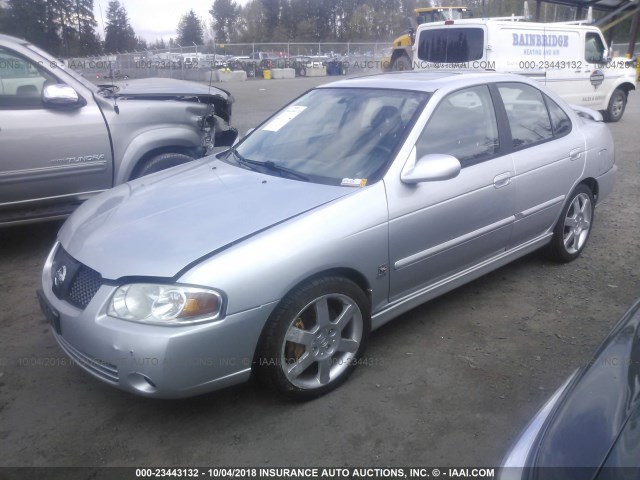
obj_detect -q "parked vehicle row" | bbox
[234,54,350,78]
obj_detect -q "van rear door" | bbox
[415,24,487,67]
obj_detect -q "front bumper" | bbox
[40,245,278,399]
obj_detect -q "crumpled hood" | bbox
[108,77,231,98]
[58,159,351,280]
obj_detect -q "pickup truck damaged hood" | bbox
[105,77,232,98]
[58,159,351,280]
[101,78,234,122]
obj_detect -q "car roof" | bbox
[318,71,539,93]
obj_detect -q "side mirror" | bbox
[401,153,461,184]
[42,84,82,108]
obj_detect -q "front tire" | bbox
[132,153,194,179]
[257,276,370,400]
[546,184,594,263]
[604,88,626,122]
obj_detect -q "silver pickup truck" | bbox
[0,34,237,226]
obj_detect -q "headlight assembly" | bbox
[107,284,223,325]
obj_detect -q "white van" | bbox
[413,18,636,121]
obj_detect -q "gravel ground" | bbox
[0,75,638,472]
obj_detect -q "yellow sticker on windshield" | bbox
[263,105,307,132]
[341,178,367,187]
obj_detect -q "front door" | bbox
[0,47,112,208]
[386,84,516,301]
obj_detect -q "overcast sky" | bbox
[93,0,249,42]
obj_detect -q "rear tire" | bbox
[546,184,594,263]
[132,153,194,179]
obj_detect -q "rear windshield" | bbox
[417,27,484,63]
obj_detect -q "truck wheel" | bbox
[604,89,626,122]
[132,153,194,179]
[391,55,412,71]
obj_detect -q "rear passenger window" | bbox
[544,95,572,137]
[417,85,499,166]
[498,83,553,149]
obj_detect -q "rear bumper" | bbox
[595,164,617,207]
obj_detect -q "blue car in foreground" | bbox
[501,299,640,479]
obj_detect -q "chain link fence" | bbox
[66,42,392,82]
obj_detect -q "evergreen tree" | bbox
[210,0,240,43]
[261,0,280,41]
[73,0,102,55]
[104,0,137,53]
[177,9,205,45]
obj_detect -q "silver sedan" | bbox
[38,72,617,399]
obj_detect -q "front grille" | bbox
[57,335,119,383]
[68,265,102,309]
[52,246,103,310]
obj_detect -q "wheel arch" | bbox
[604,81,635,107]
[580,177,599,203]
[128,146,200,180]
[114,127,204,183]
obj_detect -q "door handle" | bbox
[570,148,583,161]
[493,172,511,188]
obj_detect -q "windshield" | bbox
[25,44,99,93]
[231,88,429,186]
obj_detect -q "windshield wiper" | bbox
[261,161,310,182]
[230,150,309,181]
[230,149,260,172]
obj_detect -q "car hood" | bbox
[529,300,640,475]
[58,159,352,280]
[108,77,231,98]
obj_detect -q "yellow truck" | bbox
[388,6,471,70]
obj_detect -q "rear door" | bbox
[0,47,112,209]
[415,24,487,68]
[495,82,585,247]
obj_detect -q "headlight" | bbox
[107,284,223,325]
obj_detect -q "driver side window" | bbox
[416,85,499,167]
[0,48,56,109]
[585,32,606,64]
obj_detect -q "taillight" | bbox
[445,20,454,25]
